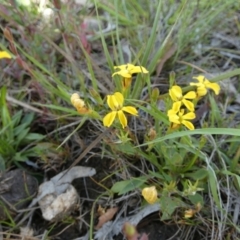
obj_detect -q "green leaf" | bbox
[148,171,173,182]
[188,193,204,205]
[15,128,30,145]
[141,151,162,169]
[11,110,23,127]
[208,169,221,209]
[24,133,45,141]
[139,128,240,147]
[185,169,209,180]
[0,87,11,132]
[135,103,169,125]
[0,139,15,157]
[33,103,78,114]
[114,142,137,155]
[148,171,165,180]
[14,124,29,137]
[160,196,185,221]
[111,176,148,195]
[21,112,34,126]
[221,170,240,192]
[13,152,29,162]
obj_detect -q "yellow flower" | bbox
[71,93,89,114]
[184,203,202,219]
[184,209,195,219]
[0,51,11,59]
[142,186,158,204]
[169,85,196,112]
[168,108,196,130]
[112,63,148,78]
[190,75,220,97]
[103,92,138,128]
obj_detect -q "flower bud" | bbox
[142,186,158,204]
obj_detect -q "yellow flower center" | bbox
[178,110,184,122]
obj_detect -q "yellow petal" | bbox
[172,102,181,112]
[182,99,195,112]
[107,95,115,111]
[182,112,196,120]
[117,110,127,128]
[169,117,181,124]
[112,70,132,78]
[113,63,148,77]
[184,209,195,218]
[0,51,11,59]
[73,98,85,109]
[168,111,180,124]
[182,120,195,130]
[169,88,175,101]
[142,186,158,204]
[183,91,196,99]
[197,86,207,97]
[167,109,175,116]
[107,92,123,110]
[114,92,124,106]
[169,85,182,101]
[103,111,117,127]
[129,66,148,74]
[71,93,80,105]
[122,106,138,116]
[205,82,220,95]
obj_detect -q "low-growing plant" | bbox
[68,63,240,240]
[69,62,228,221]
[0,86,45,170]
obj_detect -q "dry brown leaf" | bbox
[95,207,118,229]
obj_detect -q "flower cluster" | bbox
[71,63,148,128]
[167,75,220,130]
[69,64,222,208]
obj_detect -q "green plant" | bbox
[0,87,44,170]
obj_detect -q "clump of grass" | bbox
[0,86,45,170]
